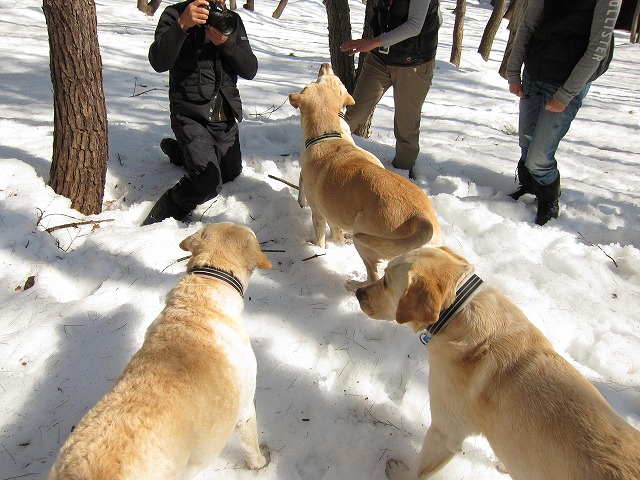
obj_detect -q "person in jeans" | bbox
[506,0,620,225]
[142,0,257,225]
[340,0,441,179]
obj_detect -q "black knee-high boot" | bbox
[533,174,561,226]
[509,160,535,200]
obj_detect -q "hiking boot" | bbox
[160,137,184,168]
[535,200,559,225]
[533,174,561,226]
[392,158,415,176]
[141,191,189,226]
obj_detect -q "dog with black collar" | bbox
[49,222,272,480]
[289,63,442,290]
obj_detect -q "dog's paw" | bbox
[329,226,347,244]
[386,459,410,480]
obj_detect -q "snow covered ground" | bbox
[1,0,639,478]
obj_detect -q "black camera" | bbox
[204,0,237,36]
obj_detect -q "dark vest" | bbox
[524,0,612,84]
[371,0,440,66]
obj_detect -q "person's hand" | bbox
[341,38,382,56]
[545,97,566,112]
[509,82,523,97]
[178,0,209,31]
[205,25,228,45]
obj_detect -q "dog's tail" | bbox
[354,216,441,258]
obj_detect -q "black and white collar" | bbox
[188,266,244,298]
[304,132,342,149]
[418,274,483,345]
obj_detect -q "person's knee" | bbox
[171,163,222,210]
[220,136,242,183]
[196,163,223,200]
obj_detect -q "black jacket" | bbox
[149,1,257,124]
[371,0,440,66]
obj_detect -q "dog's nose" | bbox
[355,287,365,301]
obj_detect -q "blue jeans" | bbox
[519,70,590,186]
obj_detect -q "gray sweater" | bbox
[379,0,431,48]
[506,0,621,106]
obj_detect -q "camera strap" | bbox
[195,30,222,102]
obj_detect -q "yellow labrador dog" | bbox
[290,63,442,289]
[355,246,640,480]
[49,222,272,480]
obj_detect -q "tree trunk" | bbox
[136,0,162,15]
[498,0,531,78]
[631,0,640,43]
[477,0,507,61]
[43,0,108,215]
[229,0,237,10]
[243,0,254,11]
[450,0,466,67]
[272,0,288,18]
[353,0,376,138]
[325,0,356,94]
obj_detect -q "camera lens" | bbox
[205,1,237,36]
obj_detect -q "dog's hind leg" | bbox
[329,223,347,244]
[236,407,269,470]
[297,173,307,208]
[354,239,381,282]
[345,241,381,291]
[311,209,328,248]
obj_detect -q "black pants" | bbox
[166,114,242,215]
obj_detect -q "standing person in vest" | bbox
[340,0,441,179]
[506,0,620,225]
[142,0,258,226]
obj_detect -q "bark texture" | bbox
[43,0,108,215]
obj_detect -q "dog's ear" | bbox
[396,275,440,325]
[289,93,301,109]
[344,92,355,107]
[439,245,470,265]
[396,248,474,326]
[253,242,272,270]
[179,230,203,253]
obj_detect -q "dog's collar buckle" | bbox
[304,132,342,149]
[419,331,433,345]
[418,274,483,345]
[188,266,244,298]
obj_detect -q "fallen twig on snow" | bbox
[577,232,618,268]
[268,174,299,190]
[302,253,325,261]
[45,219,114,234]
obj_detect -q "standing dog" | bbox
[290,63,442,289]
[49,222,272,480]
[355,246,640,480]
[296,64,383,227]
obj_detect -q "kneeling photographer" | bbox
[143,0,258,225]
